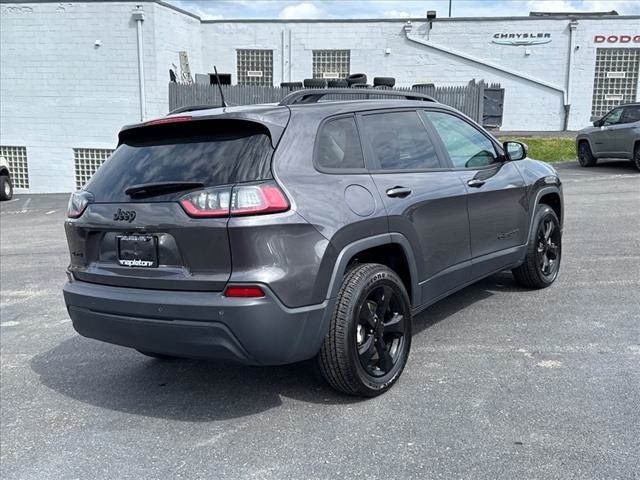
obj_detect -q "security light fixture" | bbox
[427,10,436,32]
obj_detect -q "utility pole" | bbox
[448,0,452,17]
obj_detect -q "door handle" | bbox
[386,186,412,198]
[467,179,485,188]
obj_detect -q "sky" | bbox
[166,0,640,20]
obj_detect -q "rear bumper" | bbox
[63,280,333,365]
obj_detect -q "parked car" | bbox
[0,156,13,201]
[63,89,563,396]
[576,103,640,171]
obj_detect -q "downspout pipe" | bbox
[132,6,146,122]
[564,19,579,131]
[403,22,568,128]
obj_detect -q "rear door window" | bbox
[315,116,365,170]
[86,120,274,202]
[621,105,640,123]
[360,111,441,171]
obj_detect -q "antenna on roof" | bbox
[213,66,227,108]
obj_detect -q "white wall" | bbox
[0,1,202,192]
[201,17,639,131]
[201,18,573,131]
[1,1,639,192]
[567,18,640,130]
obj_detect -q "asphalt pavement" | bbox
[1,159,639,479]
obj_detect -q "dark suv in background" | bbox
[63,89,563,396]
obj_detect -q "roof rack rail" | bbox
[278,88,437,106]
[168,104,222,115]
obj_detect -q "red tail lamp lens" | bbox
[146,116,192,126]
[231,184,289,216]
[179,183,289,218]
[223,286,265,298]
[67,190,94,218]
[179,187,231,218]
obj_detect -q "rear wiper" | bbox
[125,181,204,197]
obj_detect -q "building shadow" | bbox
[31,272,524,422]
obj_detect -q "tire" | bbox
[346,73,367,86]
[137,350,178,360]
[634,144,640,172]
[577,141,597,167]
[373,76,395,88]
[318,263,412,397]
[280,81,303,89]
[303,78,327,88]
[0,175,13,201]
[327,79,348,88]
[512,204,562,289]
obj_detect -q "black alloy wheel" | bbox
[318,263,412,396]
[578,141,597,167]
[512,204,562,288]
[355,285,407,377]
[536,217,561,279]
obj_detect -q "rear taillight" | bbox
[180,182,289,218]
[231,184,289,216]
[223,285,265,298]
[180,186,232,218]
[67,190,94,218]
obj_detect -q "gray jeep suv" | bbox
[576,103,640,170]
[63,89,563,396]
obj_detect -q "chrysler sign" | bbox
[492,32,551,46]
[594,35,640,43]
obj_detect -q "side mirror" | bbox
[593,118,604,127]
[503,141,528,161]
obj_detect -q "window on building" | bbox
[237,49,273,86]
[315,116,364,169]
[591,48,640,118]
[74,148,114,190]
[0,146,29,189]
[361,111,441,171]
[312,50,350,79]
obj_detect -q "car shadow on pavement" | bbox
[30,272,525,422]
[556,159,638,174]
[411,270,525,336]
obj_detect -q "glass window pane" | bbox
[361,111,440,170]
[603,108,623,125]
[86,121,273,202]
[425,111,498,169]
[315,117,364,169]
[622,105,640,123]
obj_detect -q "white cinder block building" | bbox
[1,0,639,193]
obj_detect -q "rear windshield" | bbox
[85,120,274,202]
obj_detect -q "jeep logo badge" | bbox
[113,208,136,222]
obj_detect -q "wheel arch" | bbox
[576,136,595,155]
[325,233,420,308]
[539,191,562,225]
[527,186,563,240]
